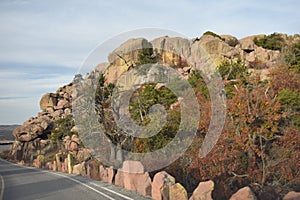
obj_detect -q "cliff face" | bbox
[7,32,300,199]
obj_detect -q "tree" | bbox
[136,48,157,66]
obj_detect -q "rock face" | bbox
[229,186,257,200]
[152,36,191,68]
[104,33,286,85]
[115,161,152,196]
[189,180,214,200]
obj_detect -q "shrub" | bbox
[188,71,209,98]
[218,59,248,81]
[49,115,77,142]
[278,89,300,130]
[136,48,157,66]
[129,85,177,123]
[253,33,284,51]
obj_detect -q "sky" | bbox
[0,0,299,124]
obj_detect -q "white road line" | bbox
[49,171,116,200]
[0,174,4,200]
[1,159,135,200]
[90,182,134,200]
[0,159,115,200]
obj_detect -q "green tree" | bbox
[136,48,157,66]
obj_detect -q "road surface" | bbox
[0,158,151,200]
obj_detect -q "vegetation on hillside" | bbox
[91,45,300,198]
[165,62,300,199]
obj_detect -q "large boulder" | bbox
[221,35,239,47]
[238,36,257,52]
[114,160,152,196]
[169,183,188,200]
[99,165,114,184]
[76,148,91,162]
[122,160,144,173]
[105,38,153,84]
[86,159,101,180]
[108,38,153,64]
[229,186,257,200]
[40,93,58,110]
[283,191,300,200]
[189,180,214,200]
[65,134,81,153]
[56,99,70,109]
[13,117,53,142]
[151,36,191,68]
[72,162,85,175]
[151,171,187,200]
[152,171,176,200]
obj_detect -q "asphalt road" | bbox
[0,158,151,200]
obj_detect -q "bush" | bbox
[253,33,284,51]
[49,115,77,142]
[129,85,177,123]
[218,59,248,81]
[278,89,300,130]
[136,48,157,66]
[188,71,209,98]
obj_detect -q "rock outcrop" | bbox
[12,116,53,142]
[10,82,73,163]
[7,32,298,200]
[104,33,286,85]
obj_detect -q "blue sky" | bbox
[0,0,299,124]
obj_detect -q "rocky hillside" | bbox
[5,32,300,200]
